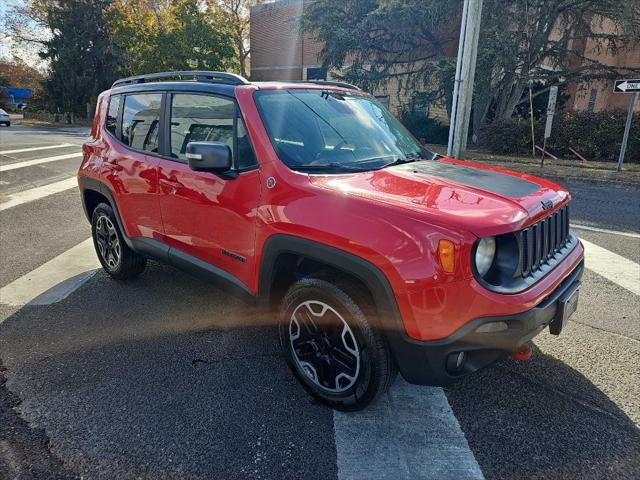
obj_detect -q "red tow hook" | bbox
[511,345,533,361]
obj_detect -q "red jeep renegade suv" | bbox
[78,71,584,410]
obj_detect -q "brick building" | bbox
[250,0,640,120]
[250,0,324,83]
[566,18,640,113]
[249,0,452,121]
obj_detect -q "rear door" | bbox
[156,92,261,290]
[102,92,164,239]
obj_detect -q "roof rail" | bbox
[111,71,250,88]
[288,80,361,91]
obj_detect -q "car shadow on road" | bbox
[0,262,337,480]
[1,260,638,480]
[445,347,640,480]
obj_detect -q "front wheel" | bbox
[279,277,396,411]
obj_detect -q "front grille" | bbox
[520,205,570,277]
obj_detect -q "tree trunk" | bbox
[239,41,247,78]
[501,81,525,120]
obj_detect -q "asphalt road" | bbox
[1,125,638,480]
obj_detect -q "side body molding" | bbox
[78,177,253,300]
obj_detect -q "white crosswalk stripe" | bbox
[0,177,78,211]
[0,143,75,155]
[581,239,640,296]
[573,224,640,239]
[0,152,83,172]
[0,238,99,310]
[334,380,484,480]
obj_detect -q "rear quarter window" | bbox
[106,95,121,135]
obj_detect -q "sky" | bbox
[0,0,49,71]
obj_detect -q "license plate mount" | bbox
[550,285,580,335]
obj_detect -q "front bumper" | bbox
[390,259,584,386]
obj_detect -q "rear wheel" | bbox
[91,203,146,279]
[279,277,396,411]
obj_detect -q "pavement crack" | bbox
[0,358,79,479]
[573,320,640,344]
[191,351,281,367]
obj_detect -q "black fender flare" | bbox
[257,234,430,381]
[78,177,135,250]
[258,233,403,329]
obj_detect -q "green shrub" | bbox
[400,112,450,145]
[477,118,541,155]
[478,111,639,163]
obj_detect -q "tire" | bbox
[91,202,146,280]
[279,276,396,411]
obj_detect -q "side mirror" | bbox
[186,142,232,172]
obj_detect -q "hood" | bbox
[308,157,569,238]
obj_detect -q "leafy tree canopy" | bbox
[3,0,126,114]
[107,0,237,76]
[0,58,45,89]
[303,0,640,133]
[213,0,264,79]
[2,0,238,114]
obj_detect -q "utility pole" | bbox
[447,0,484,159]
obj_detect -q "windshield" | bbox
[0,109,7,114]
[254,89,431,172]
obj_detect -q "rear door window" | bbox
[170,93,234,162]
[121,93,162,153]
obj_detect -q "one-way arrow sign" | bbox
[614,79,640,93]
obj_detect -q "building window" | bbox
[587,88,597,112]
[375,95,390,109]
[411,93,430,118]
[305,67,326,80]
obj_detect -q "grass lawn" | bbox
[427,144,640,186]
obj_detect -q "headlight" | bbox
[475,237,496,277]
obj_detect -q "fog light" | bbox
[476,321,509,334]
[446,351,466,373]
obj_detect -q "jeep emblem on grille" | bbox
[541,200,553,210]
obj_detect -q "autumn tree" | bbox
[0,57,46,108]
[212,0,263,79]
[107,0,237,75]
[3,0,125,114]
[303,0,640,135]
[0,58,45,90]
[3,0,238,113]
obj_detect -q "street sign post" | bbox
[541,86,559,168]
[614,79,639,172]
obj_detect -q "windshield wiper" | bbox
[294,162,371,172]
[379,150,436,169]
[379,156,419,169]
